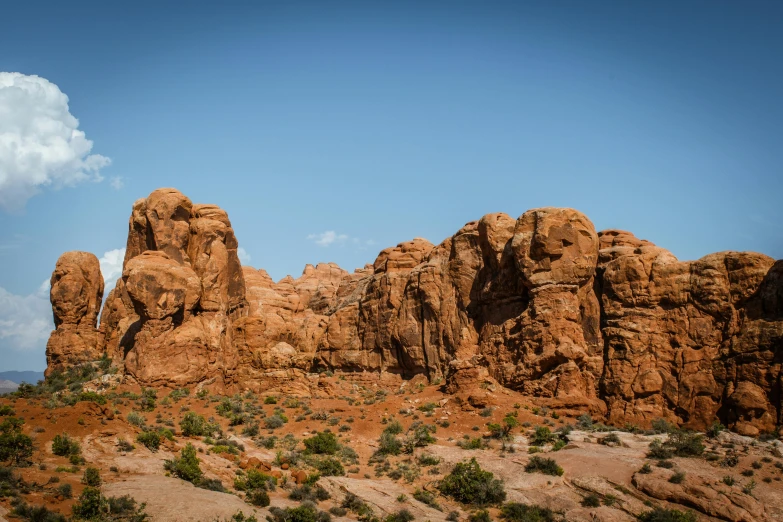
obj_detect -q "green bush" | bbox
[246,488,270,507]
[12,502,67,522]
[647,431,704,459]
[180,412,218,437]
[304,432,339,455]
[438,457,506,506]
[234,469,277,491]
[51,433,80,458]
[378,432,403,456]
[412,489,441,510]
[468,510,491,522]
[264,414,287,430]
[457,437,484,450]
[500,502,558,521]
[82,467,101,487]
[164,443,202,483]
[0,406,15,416]
[385,509,415,522]
[72,486,103,519]
[72,487,149,521]
[581,494,600,507]
[669,471,685,484]
[136,431,161,451]
[524,456,563,476]
[313,456,345,476]
[637,508,697,522]
[267,502,330,522]
[530,426,556,446]
[0,417,33,466]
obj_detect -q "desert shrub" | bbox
[648,431,704,459]
[457,437,484,450]
[468,510,491,522]
[385,509,415,522]
[0,406,15,416]
[72,486,103,519]
[524,456,563,476]
[417,454,441,466]
[500,502,558,521]
[58,483,73,498]
[639,463,652,474]
[264,414,287,430]
[269,504,331,522]
[530,426,556,446]
[127,412,146,428]
[257,435,277,449]
[581,494,600,507]
[403,423,437,453]
[304,432,339,455]
[342,492,375,518]
[164,443,202,484]
[136,431,161,451]
[290,484,330,503]
[651,419,675,434]
[0,417,33,466]
[706,421,725,438]
[82,467,101,487]
[246,488,270,507]
[439,457,506,506]
[577,414,593,430]
[637,508,697,522]
[377,432,403,457]
[51,433,80,458]
[12,502,67,522]
[600,433,621,446]
[666,431,704,457]
[72,488,149,521]
[180,412,218,437]
[413,489,441,510]
[234,469,277,492]
[117,438,135,452]
[646,439,673,459]
[313,456,345,476]
[669,471,685,484]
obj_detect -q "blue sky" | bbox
[0,1,781,371]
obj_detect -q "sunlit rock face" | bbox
[46,188,783,432]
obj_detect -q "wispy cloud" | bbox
[237,247,251,264]
[109,176,124,190]
[307,231,349,247]
[307,231,377,250]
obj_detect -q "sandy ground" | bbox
[1,375,781,521]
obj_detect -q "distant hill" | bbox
[0,371,44,385]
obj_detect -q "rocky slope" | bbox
[45,188,783,434]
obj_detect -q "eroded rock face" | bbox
[599,232,782,434]
[46,252,104,376]
[45,188,783,431]
[100,188,247,389]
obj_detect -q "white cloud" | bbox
[0,283,52,351]
[99,247,125,296]
[237,247,251,265]
[109,176,124,190]
[307,231,349,247]
[0,72,111,212]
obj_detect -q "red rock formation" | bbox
[45,251,104,376]
[46,188,782,433]
[100,188,247,389]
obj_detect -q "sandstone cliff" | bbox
[46,188,782,434]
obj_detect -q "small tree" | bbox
[0,417,33,466]
[82,467,101,487]
[164,443,202,484]
[303,432,339,455]
[439,458,506,505]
